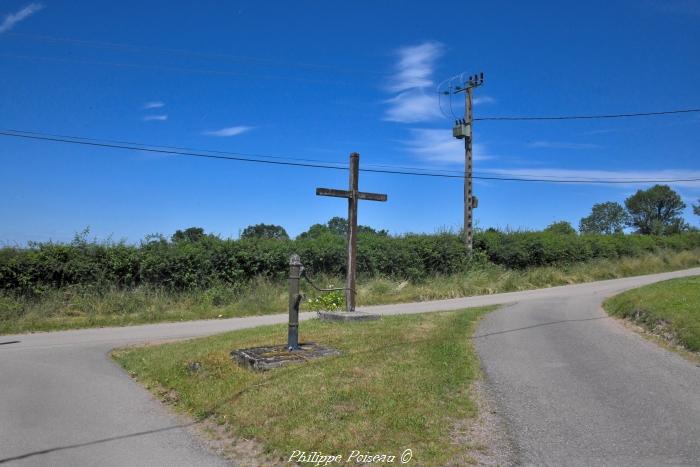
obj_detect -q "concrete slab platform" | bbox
[231,342,340,371]
[317,311,381,322]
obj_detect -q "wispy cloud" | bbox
[481,167,700,188]
[142,114,168,121]
[202,125,254,137]
[527,141,601,150]
[384,92,442,123]
[384,41,443,123]
[387,41,443,93]
[579,128,624,136]
[473,95,496,106]
[142,101,165,110]
[404,128,493,164]
[0,3,44,34]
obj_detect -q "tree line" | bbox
[171,216,388,244]
[579,185,697,235]
[230,185,699,242]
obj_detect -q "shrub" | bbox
[306,290,345,311]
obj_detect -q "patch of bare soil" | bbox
[190,417,288,466]
[449,379,517,466]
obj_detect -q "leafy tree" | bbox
[240,223,289,240]
[171,227,206,243]
[297,217,388,239]
[327,216,349,236]
[143,233,167,245]
[624,185,686,235]
[694,199,700,219]
[544,221,576,235]
[296,223,331,240]
[579,202,628,235]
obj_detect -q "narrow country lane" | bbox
[475,290,700,465]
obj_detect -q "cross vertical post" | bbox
[316,152,387,312]
[346,153,359,311]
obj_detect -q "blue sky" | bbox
[1,0,699,244]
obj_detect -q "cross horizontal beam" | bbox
[316,188,387,202]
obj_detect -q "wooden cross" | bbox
[316,152,387,311]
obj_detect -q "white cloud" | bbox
[142,101,165,110]
[384,41,444,123]
[387,41,443,93]
[202,125,254,137]
[0,3,44,34]
[527,141,601,150]
[404,128,493,164]
[142,114,168,121]
[384,91,442,123]
[473,95,496,106]
[480,167,700,189]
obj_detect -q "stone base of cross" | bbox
[316,152,387,311]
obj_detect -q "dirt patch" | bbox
[191,417,287,466]
[449,379,517,466]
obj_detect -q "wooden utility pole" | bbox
[452,73,484,251]
[316,152,387,311]
[464,86,474,251]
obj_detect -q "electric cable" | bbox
[2,129,699,185]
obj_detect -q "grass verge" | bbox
[112,308,492,465]
[604,275,700,353]
[3,249,700,334]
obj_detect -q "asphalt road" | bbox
[1,268,699,466]
[475,280,700,466]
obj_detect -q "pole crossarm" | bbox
[316,188,387,202]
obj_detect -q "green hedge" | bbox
[2,231,700,297]
[474,231,700,268]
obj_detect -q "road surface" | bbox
[1,268,699,466]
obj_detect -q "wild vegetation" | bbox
[3,225,700,297]
[1,228,700,333]
[112,308,492,465]
[2,184,699,333]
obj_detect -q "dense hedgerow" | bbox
[2,230,700,297]
[472,230,700,269]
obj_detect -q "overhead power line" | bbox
[0,128,654,180]
[475,108,700,121]
[1,129,699,185]
[0,53,353,86]
[0,129,465,176]
[6,32,390,76]
[6,32,700,122]
[4,129,438,173]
